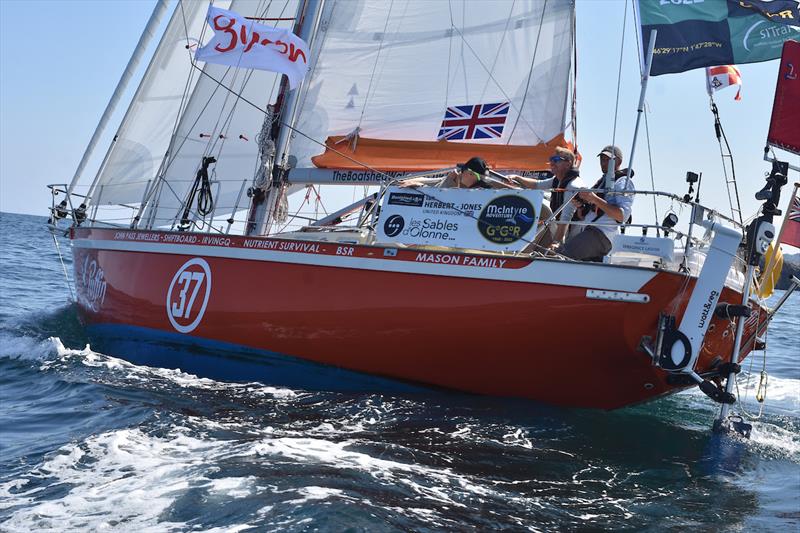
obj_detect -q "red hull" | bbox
[70,228,766,409]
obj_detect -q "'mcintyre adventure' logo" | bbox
[477,195,535,244]
[167,258,212,334]
[384,214,405,237]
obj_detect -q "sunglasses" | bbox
[462,168,482,180]
[549,156,567,163]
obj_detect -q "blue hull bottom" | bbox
[86,324,434,395]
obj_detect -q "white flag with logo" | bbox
[195,6,310,89]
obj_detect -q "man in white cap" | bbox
[559,145,635,261]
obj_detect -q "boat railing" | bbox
[49,176,749,274]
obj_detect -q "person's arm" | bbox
[553,194,579,243]
[397,174,451,188]
[576,191,625,222]
[508,175,554,190]
[486,177,518,189]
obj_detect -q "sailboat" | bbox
[48,0,799,424]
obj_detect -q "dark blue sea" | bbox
[1,211,798,531]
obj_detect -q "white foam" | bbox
[249,436,498,506]
[749,422,800,461]
[42,341,298,399]
[0,427,219,532]
[0,334,59,362]
[736,374,800,410]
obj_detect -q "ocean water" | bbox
[0,211,798,532]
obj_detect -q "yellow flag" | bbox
[757,244,784,299]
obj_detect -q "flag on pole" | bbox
[636,0,800,76]
[781,192,800,248]
[195,6,310,89]
[706,65,742,100]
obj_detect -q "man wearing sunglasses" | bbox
[398,157,514,189]
[508,147,585,246]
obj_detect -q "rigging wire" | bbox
[507,0,547,141]
[631,0,659,234]
[477,0,517,103]
[709,97,744,225]
[357,0,395,130]
[610,0,628,149]
[570,7,578,150]
[50,230,75,303]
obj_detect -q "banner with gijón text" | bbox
[637,0,799,76]
[376,187,543,252]
[195,6,309,89]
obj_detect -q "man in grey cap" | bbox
[559,145,635,261]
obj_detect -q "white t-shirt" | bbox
[592,175,635,241]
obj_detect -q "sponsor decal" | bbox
[167,258,212,334]
[697,289,718,330]
[404,218,459,242]
[384,214,405,237]
[477,195,536,244]
[331,170,406,182]
[388,192,424,207]
[79,255,107,312]
[415,252,507,268]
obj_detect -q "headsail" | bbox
[145,0,303,229]
[87,1,213,206]
[289,0,575,173]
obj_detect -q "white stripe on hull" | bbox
[73,238,659,292]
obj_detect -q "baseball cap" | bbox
[457,157,489,176]
[598,145,623,161]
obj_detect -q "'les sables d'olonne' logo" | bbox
[384,214,405,237]
[166,258,212,334]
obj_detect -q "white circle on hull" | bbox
[166,258,212,334]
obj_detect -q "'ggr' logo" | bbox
[166,258,212,333]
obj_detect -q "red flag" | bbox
[706,65,742,101]
[781,194,800,248]
[768,41,800,156]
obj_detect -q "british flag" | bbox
[437,102,510,141]
[780,193,800,248]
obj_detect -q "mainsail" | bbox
[290,0,575,172]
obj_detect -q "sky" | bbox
[1,0,798,243]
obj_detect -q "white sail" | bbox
[89,1,214,206]
[146,0,302,228]
[290,0,575,169]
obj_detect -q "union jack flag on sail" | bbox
[780,193,800,248]
[437,102,510,141]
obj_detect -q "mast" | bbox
[59,0,170,220]
[246,0,326,236]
